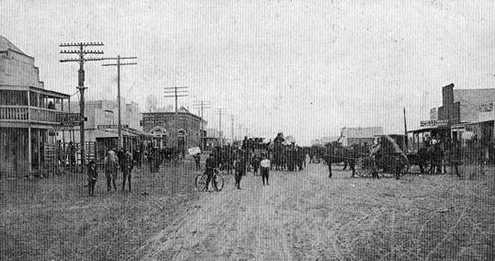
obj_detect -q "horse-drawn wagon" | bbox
[341,134,409,179]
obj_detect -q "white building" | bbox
[338,127,384,147]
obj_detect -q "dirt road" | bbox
[139,164,349,260]
[138,164,495,261]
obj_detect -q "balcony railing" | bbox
[0,105,62,124]
[30,107,58,122]
[0,105,29,120]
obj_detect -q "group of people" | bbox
[202,150,272,191]
[86,148,134,196]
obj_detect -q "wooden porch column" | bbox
[38,129,41,173]
[27,90,32,175]
[28,127,32,175]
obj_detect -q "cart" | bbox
[354,134,410,178]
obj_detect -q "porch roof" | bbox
[0,85,70,99]
[407,126,450,134]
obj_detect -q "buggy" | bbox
[355,134,409,178]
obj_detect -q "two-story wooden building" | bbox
[0,36,71,178]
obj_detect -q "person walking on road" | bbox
[122,149,133,192]
[104,149,119,191]
[87,160,98,196]
[233,154,246,189]
[260,153,271,185]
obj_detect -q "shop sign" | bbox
[97,124,129,130]
[420,120,448,128]
[479,102,493,112]
[57,113,82,127]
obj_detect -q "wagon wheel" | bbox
[355,157,373,177]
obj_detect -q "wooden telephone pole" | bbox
[102,55,137,149]
[192,99,211,150]
[164,87,188,150]
[231,114,235,144]
[59,42,104,172]
[218,108,223,146]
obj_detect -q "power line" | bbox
[59,41,104,172]
[101,55,137,149]
[192,99,211,150]
[164,86,189,152]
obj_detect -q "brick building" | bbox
[141,107,206,153]
[422,83,495,162]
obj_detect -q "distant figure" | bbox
[69,142,76,167]
[260,154,271,185]
[104,150,119,191]
[87,160,98,196]
[122,150,133,192]
[234,155,246,189]
[205,154,217,192]
[251,154,260,176]
[194,153,201,171]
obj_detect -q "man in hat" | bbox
[205,153,218,191]
[121,149,133,192]
[87,160,98,196]
[233,151,246,189]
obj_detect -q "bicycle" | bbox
[195,168,224,192]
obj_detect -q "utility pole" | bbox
[102,55,137,149]
[218,108,223,146]
[192,99,211,150]
[403,107,408,148]
[164,87,188,151]
[231,114,234,144]
[60,41,104,172]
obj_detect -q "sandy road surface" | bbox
[138,164,495,261]
[139,164,347,261]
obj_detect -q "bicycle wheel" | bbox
[195,174,208,192]
[213,174,224,191]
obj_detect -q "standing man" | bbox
[260,153,271,185]
[194,153,201,171]
[233,152,246,189]
[122,149,133,192]
[205,153,218,192]
[104,149,119,191]
[87,160,98,196]
[251,153,260,176]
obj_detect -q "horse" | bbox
[324,142,364,177]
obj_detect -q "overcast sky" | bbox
[1,0,495,145]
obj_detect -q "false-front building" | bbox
[0,36,71,178]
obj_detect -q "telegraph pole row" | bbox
[164,87,188,150]
[59,42,104,172]
[102,55,137,149]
